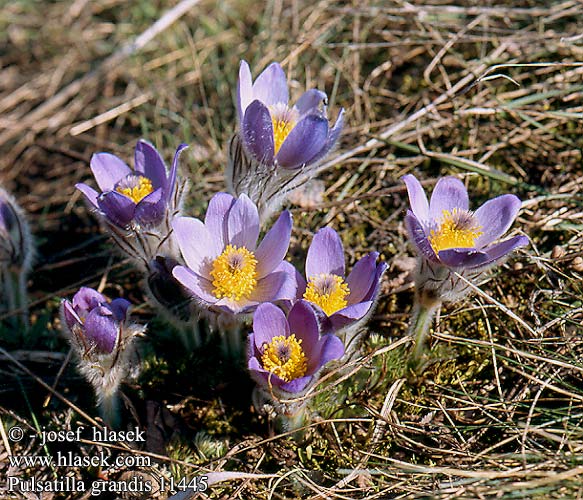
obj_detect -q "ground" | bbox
[1,1,582,499]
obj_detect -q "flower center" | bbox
[269,103,299,154]
[303,273,350,316]
[116,174,154,203]
[429,208,483,253]
[210,244,258,301]
[261,334,308,382]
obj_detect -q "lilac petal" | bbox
[306,227,345,278]
[304,109,344,166]
[479,235,529,267]
[318,334,345,367]
[275,114,329,169]
[474,194,522,248]
[252,302,289,351]
[62,300,82,330]
[75,183,99,208]
[362,261,387,302]
[438,248,490,268]
[172,217,218,276]
[84,306,119,354]
[271,261,302,308]
[97,191,136,228]
[204,192,235,250]
[295,89,327,116]
[109,298,130,321]
[167,143,188,202]
[72,287,106,311]
[287,300,319,358]
[346,252,379,305]
[237,60,253,122]
[90,153,131,192]
[248,269,288,303]
[242,100,275,165]
[214,297,258,315]
[402,174,429,222]
[255,210,292,278]
[252,62,288,106]
[280,375,313,394]
[429,177,469,221]
[227,194,260,250]
[329,301,372,330]
[134,187,166,227]
[172,265,217,304]
[404,211,439,263]
[134,140,167,190]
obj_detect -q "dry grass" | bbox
[1,0,582,498]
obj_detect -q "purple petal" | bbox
[167,143,188,202]
[227,194,260,250]
[252,62,288,106]
[172,216,218,276]
[474,194,522,248]
[109,298,130,321]
[329,301,372,330]
[62,300,82,330]
[271,261,302,308]
[204,192,235,250]
[346,252,379,305]
[242,100,275,165]
[97,191,136,228]
[287,300,319,358]
[84,306,119,354]
[362,261,387,302]
[429,177,469,221]
[295,89,327,116]
[72,287,106,312]
[252,302,289,351]
[237,60,253,122]
[255,210,292,278]
[304,108,344,166]
[248,269,289,303]
[306,227,345,278]
[479,235,529,267]
[279,375,313,394]
[402,174,429,222]
[134,187,166,227]
[172,265,217,304]
[75,183,99,208]
[318,334,344,367]
[438,248,490,268]
[134,140,167,190]
[275,114,329,169]
[404,211,439,263]
[90,153,131,192]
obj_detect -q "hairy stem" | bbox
[409,295,441,371]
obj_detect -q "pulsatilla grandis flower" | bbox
[298,227,386,333]
[403,174,528,272]
[172,192,296,316]
[248,300,344,395]
[76,140,187,228]
[237,60,343,170]
[0,187,32,271]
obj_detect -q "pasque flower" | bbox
[298,227,386,334]
[403,174,528,271]
[248,300,344,395]
[172,192,297,316]
[76,140,187,229]
[236,60,343,170]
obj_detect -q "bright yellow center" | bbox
[303,273,350,316]
[429,208,483,253]
[272,117,295,154]
[261,334,308,382]
[210,244,258,301]
[116,176,154,203]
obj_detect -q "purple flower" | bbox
[237,60,344,170]
[76,140,187,228]
[403,174,528,270]
[298,227,386,333]
[248,301,344,394]
[172,192,297,315]
[61,287,130,355]
[0,187,32,269]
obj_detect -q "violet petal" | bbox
[287,300,319,359]
[204,192,235,251]
[254,210,292,278]
[172,216,218,276]
[172,265,217,304]
[97,191,136,228]
[237,60,253,122]
[402,174,429,222]
[84,306,119,354]
[242,100,275,165]
[109,298,130,321]
[345,252,379,305]
[75,183,99,208]
[252,62,288,106]
[429,177,469,220]
[295,89,327,116]
[275,114,329,169]
[304,108,344,166]
[404,211,439,263]
[474,194,522,248]
[227,193,260,250]
[134,187,166,227]
[134,140,167,190]
[478,235,529,268]
[252,302,289,351]
[280,375,313,394]
[306,227,345,278]
[90,153,131,192]
[167,143,188,202]
[329,301,372,330]
[437,248,490,268]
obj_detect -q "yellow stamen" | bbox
[303,273,350,316]
[429,208,483,253]
[116,176,154,203]
[210,244,258,301]
[261,334,308,382]
[272,117,295,154]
